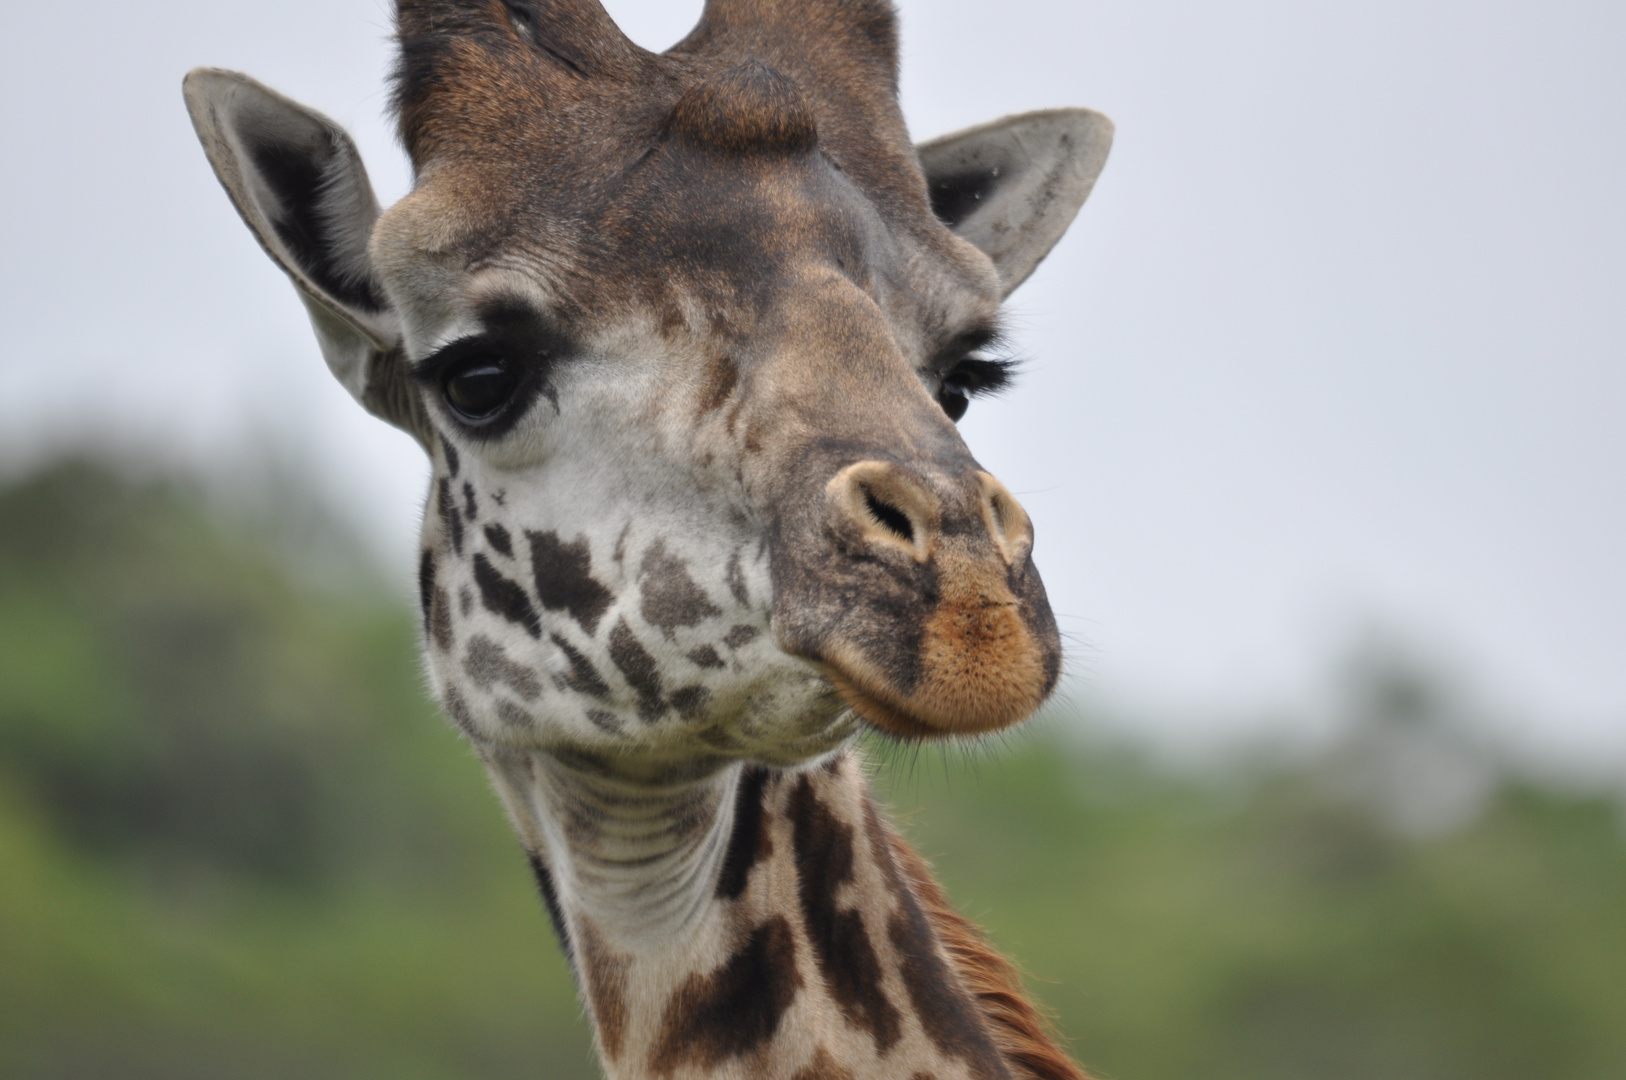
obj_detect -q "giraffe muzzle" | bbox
[772,460,1061,739]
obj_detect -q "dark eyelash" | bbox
[936,319,1019,394]
[943,354,1018,396]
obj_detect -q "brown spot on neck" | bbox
[789,775,902,1051]
[716,764,775,900]
[576,917,632,1063]
[650,915,803,1076]
[463,634,543,701]
[792,1047,856,1080]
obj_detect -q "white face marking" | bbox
[407,285,857,769]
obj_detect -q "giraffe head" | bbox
[183,0,1110,764]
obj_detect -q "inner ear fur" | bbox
[182,68,428,446]
[917,108,1113,296]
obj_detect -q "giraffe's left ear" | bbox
[183,68,430,447]
[917,108,1114,296]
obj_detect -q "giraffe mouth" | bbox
[773,463,1061,739]
[811,590,1056,740]
[822,669,948,740]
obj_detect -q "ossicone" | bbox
[671,61,818,156]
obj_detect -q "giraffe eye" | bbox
[935,354,1017,422]
[937,383,970,421]
[443,357,517,421]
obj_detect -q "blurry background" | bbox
[0,1,1622,1077]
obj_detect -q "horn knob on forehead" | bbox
[671,60,818,155]
[392,0,645,166]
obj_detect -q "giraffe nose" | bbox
[800,459,1057,737]
[825,461,1034,565]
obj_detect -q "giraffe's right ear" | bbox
[183,68,429,447]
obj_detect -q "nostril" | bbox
[976,472,1032,564]
[827,462,937,560]
[863,488,915,544]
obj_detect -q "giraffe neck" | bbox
[481,746,1082,1080]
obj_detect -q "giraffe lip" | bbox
[802,585,1057,739]
[824,670,944,739]
[821,666,1026,740]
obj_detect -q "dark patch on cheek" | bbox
[473,552,542,638]
[725,624,761,649]
[687,645,726,669]
[528,530,615,636]
[650,916,802,1076]
[430,587,454,652]
[484,522,514,557]
[699,353,739,415]
[790,777,902,1052]
[463,633,543,701]
[527,852,576,976]
[439,433,460,478]
[717,765,774,900]
[462,481,479,521]
[669,684,710,719]
[497,700,534,728]
[459,587,474,617]
[640,540,722,638]
[437,478,464,555]
[550,633,612,700]
[553,640,616,702]
[888,900,1010,1080]
[418,549,436,634]
[608,618,667,722]
[585,708,622,733]
[726,548,751,607]
[442,685,478,740]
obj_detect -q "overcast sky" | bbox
[1,0,1621,760]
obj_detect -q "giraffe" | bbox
[182,2,1112,1077]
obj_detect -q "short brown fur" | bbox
[792,1047,857,1080]
[887,831,1090,1080]
[578,917,633,1062]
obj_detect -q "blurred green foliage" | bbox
[1,458,1623,1079]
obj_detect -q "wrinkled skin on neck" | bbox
[487,746,1042,1080]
